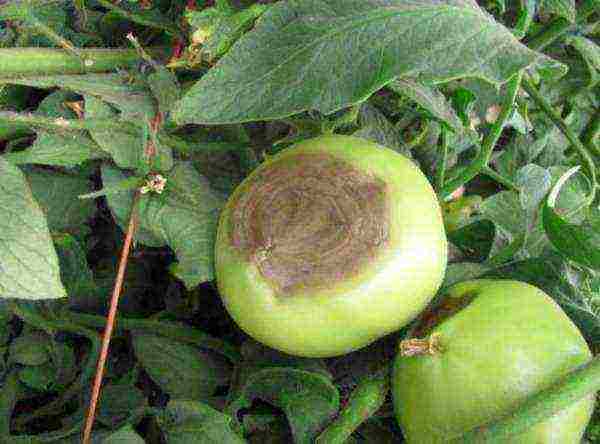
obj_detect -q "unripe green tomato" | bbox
[392,279,595,443]
[215,135,447,357]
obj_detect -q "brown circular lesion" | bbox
[228,152,391,295]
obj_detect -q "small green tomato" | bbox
[393,279,595,443]
[215,135,447,357]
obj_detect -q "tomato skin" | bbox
[393,279,595,443]
[215,135,447,358]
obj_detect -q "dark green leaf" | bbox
[8,73,156,119]
[102,425,146,444]
[85,95,145,170]
[450,87,477,127]
[515,164,552,212]
[148,67,181,116]
[53,233,96,298]
[3,131,108,168]
[19,362,55,391]
[9,331,52,366]
[566,36,600,73]
[101,166,165,247]
[0,370,21,436]
[132,333,230,401]
[540,0,576,22]
[96,382,148,428]
[131,162,226,287]
[447,220,495,262]
[22,167,95,235]
[158,399,246,444]
[388,78,462,131]
[228,367,339,444]
[0,158,67,300]
[172,0,550,124]
[352,104,406,154]
[542,167,600,270]
[442,262,490,288]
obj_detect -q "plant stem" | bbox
[83,193,140,444]
[521,76,597,189]
[524,0,599,50]
[315,368,389,444]
[436,128,449,193]
[482,166,520,192]
[455,355,600,443]
[441,72,522,199]
[0,47,167,77]
[0,111,139,133]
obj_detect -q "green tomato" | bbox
[392,279,595,443]
[215,135,447,357]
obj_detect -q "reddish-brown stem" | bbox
[82,193,141,443]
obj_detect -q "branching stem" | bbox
[441,72,522,199]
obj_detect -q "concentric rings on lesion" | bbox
[229,152,392,296]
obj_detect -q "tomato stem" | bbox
[315,368,389,444]
[455,355,600,443]
[399,334,442,357]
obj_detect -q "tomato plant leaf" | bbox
[95,382,148,428]
[352,103,406,154]
[132,333,231,401]
[388,78,462,131]
[85,95,145,170]
[172,0,557,125]
[6,73,156,119]
[542,167,600,271]
[158,400,246,444]
[53,233,97,297]
[22,167,95,235]
[227,367,340,444]
[102,425,146,444]
[540,0,576,22]
[0,158,67,300]
[3,131,107,168]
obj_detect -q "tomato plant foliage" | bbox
[0,0,598,442]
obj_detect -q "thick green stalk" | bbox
[0,111,139,133]
[441,72,522,199]
[0,47,166,77]
[521,76,597,189]
[525,0,599,50]
[455,356,600,443]
[315,369,389,444]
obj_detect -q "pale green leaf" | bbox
[85,95,144,170]
[173,0,553,124]
[8,73,155,119]
[139,162,226,287]
[22,168,95,234]
[102,425,146,444]
[540,0,576,22]
[158,400,246,444]
[3,131,107,168]
[388,78,462,130]
[0,158,67,300]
